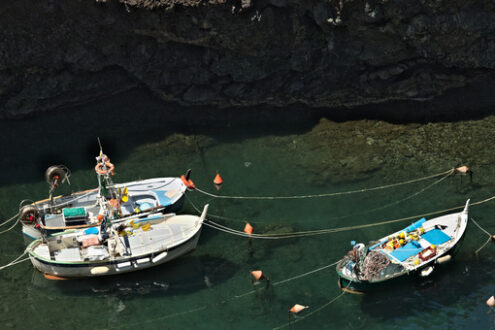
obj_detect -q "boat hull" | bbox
[28,229,202,278]
[337,234,465,293]
[337,201,470,293]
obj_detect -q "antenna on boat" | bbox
[97,137,103,155]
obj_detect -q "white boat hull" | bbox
[27,205,208,278]
[28,229,202,277]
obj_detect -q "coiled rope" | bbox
[195,168,454,200]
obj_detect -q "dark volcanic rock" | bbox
[1,0,495,118]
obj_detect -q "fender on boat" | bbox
[437,254,452,264]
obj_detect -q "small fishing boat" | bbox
[337,200,470,293]
[20,151,195,239]
[27,205,209,278]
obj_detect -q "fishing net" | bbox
[360,250,390,281]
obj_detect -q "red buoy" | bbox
[244,223,253,235]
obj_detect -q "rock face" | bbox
[1,0,495,118]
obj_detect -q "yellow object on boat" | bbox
[142,223,151,231]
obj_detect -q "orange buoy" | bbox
[289,304,308,314]
[244,223,254,235]
[97,214,104,222]
[213,173,223,191]
[251,270,264,281]
[213,173,223,185]
[44,273,69,280]
[487,296,495,307]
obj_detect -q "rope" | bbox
[0,250,28,271]
[189,169,452,224]
[195,169,454,200]
[471,217,492,237]
[271,260,341,286]
[470,217,494,255]
[201,195,495,240]
[0,213,19,228]
[115,258,342,327]
[331,170,453,220]
[0,217,20,235]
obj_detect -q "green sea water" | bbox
[1,89,495,329]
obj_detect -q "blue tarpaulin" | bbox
[403,218,426,233]
[389,241,423,262]
[422,229,451,245]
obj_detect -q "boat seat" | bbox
[54,248,82,262]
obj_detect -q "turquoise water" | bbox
[1,90,495,329]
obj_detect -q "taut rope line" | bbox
[189,169,453,224]
[195,169,454,200]
[201,194,495,239]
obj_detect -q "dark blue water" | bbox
[1,89,495,329]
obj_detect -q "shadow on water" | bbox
[29,255,238,299]
[360,257,495,321]
[3,77,495,187]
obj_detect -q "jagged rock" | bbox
[1,0,495,118]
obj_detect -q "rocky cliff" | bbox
[1,0,495,118]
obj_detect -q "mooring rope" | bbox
[200,195,495,240]
[189,169,453,225]
[0,250,28,271]
[0,217,20,235]
[195,168,454,200]
[0,213,19,228]
[115,258,342,328]
[470,217,494,254]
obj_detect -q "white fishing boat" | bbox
[337,200,470,293]
[27,205,208,278]
[20,150,195,239]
